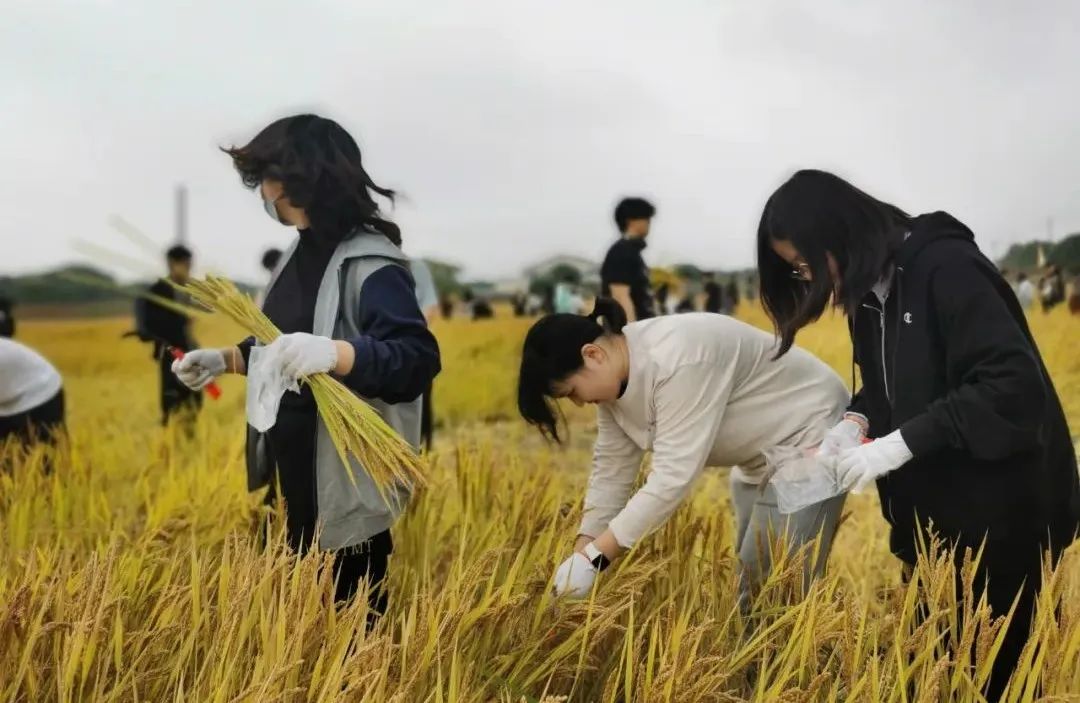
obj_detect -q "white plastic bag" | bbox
[246,345,300,432]
[762,445,847,515]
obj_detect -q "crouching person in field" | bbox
[171,114,440,627]
[0,337,66,461]
[517,298,854,605]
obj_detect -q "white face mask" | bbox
[262,193,287,225]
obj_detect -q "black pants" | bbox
[420,383,434,452]
[906,534,1064,701]
[159,351,202,426]
[267,403,393,623]
[0,389,66,446]
[0,389,65,474]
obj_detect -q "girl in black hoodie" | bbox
[756,169,1079,699]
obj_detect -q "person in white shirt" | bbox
[409,258,440,322]
[0,338,65,449]
[1015,272,1036,311]
[517,298,858,602]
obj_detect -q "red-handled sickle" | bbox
[170,347,222,399]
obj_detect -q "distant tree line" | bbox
[999,233,1080,272]
[0,264,257,309]
[0,265,142,304]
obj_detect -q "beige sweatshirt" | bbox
[579,313,849,548]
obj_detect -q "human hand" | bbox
[573,534,594,553]
[264,332,338,381]
[816,413,868,459]
[552,552,597,599]
[171,348,226,390]
[828,430,913,493]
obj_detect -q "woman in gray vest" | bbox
[172,115,441,624]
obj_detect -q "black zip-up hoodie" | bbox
[848,211,1079,563]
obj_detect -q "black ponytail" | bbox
[517,298,627,442]
[587,296,627,335]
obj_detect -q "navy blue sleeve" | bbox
[341,265,441,403]
[236,336,256,366]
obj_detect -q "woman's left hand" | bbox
[551,552,597,598]
[828,430,913,492]
[266,332,339,381]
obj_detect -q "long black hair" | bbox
[517,297,627,442]
[757,169,911,356]
[223,114,402,245]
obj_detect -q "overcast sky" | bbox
[4,0,1079,283]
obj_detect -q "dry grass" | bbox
[2,305,1079,702]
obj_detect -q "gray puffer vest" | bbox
[245,231,421,550]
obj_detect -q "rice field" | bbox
[2,305,1079,702]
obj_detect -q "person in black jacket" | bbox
[723,280,740,314]
[1039,264,1066,313]
[601,197,656,321]
[703,274,722,314]
[756,169,1079,699]
[0,295,15,338]
[134,245,202,425]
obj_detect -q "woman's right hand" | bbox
[172,349,227,390]
[552,552,597,599]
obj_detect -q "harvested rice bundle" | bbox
[181,274,427,494]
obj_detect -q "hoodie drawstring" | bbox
[848,316,858,399]
[890,268,903,410]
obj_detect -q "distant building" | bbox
[456,254,602,301]
[521,255,600,288]
[461,281,496,298]
[492,277,530,296]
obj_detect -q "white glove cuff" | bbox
[583,543,610,572]
[881,429,914,464]
[843,412,869,433]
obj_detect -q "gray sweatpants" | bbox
[730,474,846,608]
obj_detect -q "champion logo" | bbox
[903,312,913,324]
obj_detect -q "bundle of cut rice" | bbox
[182,275,427,494]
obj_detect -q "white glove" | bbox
[816,414,868,459]
[829,430,913,493]
[552,552,597,599]
[171,349,226,390]
[265,332,338,382]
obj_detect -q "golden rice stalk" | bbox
[57,270,212,320]
[70,238,163,278]
[180,274,427,495]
